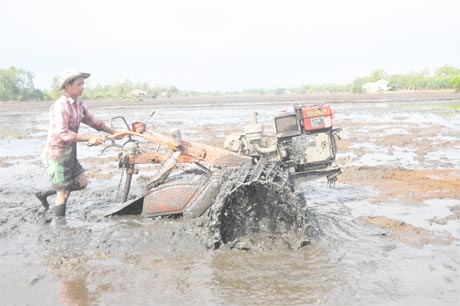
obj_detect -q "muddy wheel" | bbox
[206,161,313,250]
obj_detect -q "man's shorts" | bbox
[42,158,85,189]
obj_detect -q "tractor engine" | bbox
[224,104,342,186]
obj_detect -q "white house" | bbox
[130,89,147,96]
[362,79,389,93]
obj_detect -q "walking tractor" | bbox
[99,104,342,248]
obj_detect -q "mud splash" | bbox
[209,182,309,250]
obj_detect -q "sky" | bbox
[1,0,459,91]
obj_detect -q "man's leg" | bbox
[35,189,57,210]
[54,189,70,216]
[54,173,88,217]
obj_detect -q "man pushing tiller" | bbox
[35,69,116,216]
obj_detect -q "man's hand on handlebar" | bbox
[88,136,105,146]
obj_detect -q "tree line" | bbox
[1,65,460,101]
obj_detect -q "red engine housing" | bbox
[300,104,334,131]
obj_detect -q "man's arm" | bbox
[81,102,116,135]
[75,123,116,145]
[99,124,116,135]
[75,134,105,145]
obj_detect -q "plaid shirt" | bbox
[41,94,105,163]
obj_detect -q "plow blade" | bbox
[105,195,145,216]
[106,173,223,218]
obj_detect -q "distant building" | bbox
[362,79,389,93]
[130,89,147,96]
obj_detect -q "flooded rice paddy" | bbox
[0,93,459,305]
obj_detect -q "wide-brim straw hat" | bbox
[58,69,91,90]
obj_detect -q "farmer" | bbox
[35,69,116,216]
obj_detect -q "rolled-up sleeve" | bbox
[52,102,78,143]
[81,102,105,131]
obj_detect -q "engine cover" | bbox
[291,132,335,165]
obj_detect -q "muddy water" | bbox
[1,96,459,305]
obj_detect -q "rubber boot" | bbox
[54,204,66,217]
[34,190,57,210]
